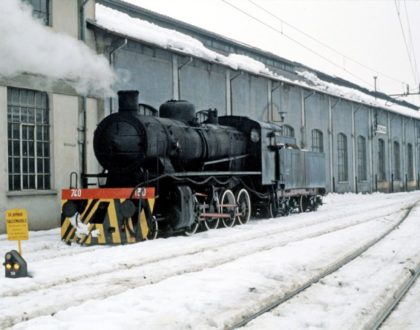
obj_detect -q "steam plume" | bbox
[0,0,115,96]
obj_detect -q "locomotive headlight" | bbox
[250,128,260,143]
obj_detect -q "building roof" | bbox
[92,0,420,116]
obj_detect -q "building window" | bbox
[378,138,386,181]
[7,87,50,191]
[282,125,294,137]
[337,133,348,182]
[407,143,414,180]
[418,146,420,178]
[393,141,401,180]
[357,136,367,181]
[311,129,323,152]
[24,0,49,25]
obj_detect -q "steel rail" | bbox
[367,264,420,330]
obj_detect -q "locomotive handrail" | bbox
[82,173,108,177]
[203,154,249,166]
[170,171,261,177]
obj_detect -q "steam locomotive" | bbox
[61,90,325,245]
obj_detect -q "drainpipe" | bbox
[108,38,128,113]
[229,71,243,115]
[413,118,416,187]
[368,108,374,193]
[270,81,282,122]
[352,104,362,193]
[329,97,341,192]
[388,113,398,191]
[402,117,406,188]
[301,91,315,150]
[79,0,90,187]
[177,57,193,100]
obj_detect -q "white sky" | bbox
[123,0,420,106]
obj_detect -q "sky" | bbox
[123,0,420,106]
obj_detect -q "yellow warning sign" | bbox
[5,209,29,241]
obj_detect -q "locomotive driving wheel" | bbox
[220,189,236,228]
[184,221,200,236]
[277,197,290,216]
[184,196,200,236]
[306,195,319,212]
[268,201,276,218]
[299,195,310,212]
[235,188,251,225]
[203,192,220,230]
[147,219,159,240]
[203,216,219,230]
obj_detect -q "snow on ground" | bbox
[1,192,420,329]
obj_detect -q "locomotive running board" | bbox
[60,187,155,245]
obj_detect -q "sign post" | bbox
[5,209,29,255]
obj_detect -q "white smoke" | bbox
[0,0,116,96]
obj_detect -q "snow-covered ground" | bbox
[1,192,420,329]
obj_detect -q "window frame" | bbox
[337,133,348,182]
[282,124,295,138]
[311,129,323,153]
[407,143,414,180]
[393,141,401,180]
[357,135,367,181]
[417,121,420,139]
[377,138,386,181]
[7,87,51,191]
[24,0,50,25]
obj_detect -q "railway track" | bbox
[0,195,412,297]
[0,192,414,264]
[0,202,414,328]
[229,203,420,330]
[370,264,420,329]
[380,271,420,329]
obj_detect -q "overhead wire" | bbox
[402,0,419,87]
[247,0,408,87]
[220,0,373,88]
[394,0,418,87]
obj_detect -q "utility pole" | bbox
[389,83,420,97]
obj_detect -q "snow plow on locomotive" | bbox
[61,90,326,244]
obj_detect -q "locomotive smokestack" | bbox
[118,90,139,113]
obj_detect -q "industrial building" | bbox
[91,0,420,195]
[1,0,419,233]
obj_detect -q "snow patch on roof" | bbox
[227,54,274,76]
[297,70,420,118]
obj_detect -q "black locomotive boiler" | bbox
[61,90,325,244]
